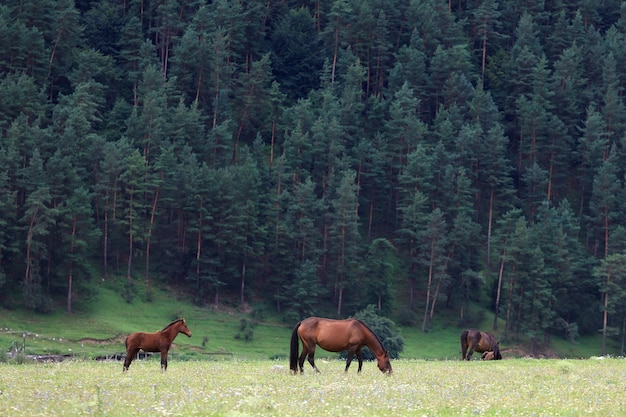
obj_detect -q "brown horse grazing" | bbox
[123,318,192,372]
[289,317,392,374]
[460,328,502,361]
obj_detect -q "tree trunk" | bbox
[331,19,339,83]
[602,269,610,356]
[429,274,441,321]
[529,337,537,357]
[368,196,374,240]
[127,187,134,283]
[195,63,204,104]
[620,314,626,356]
[145,186,160,293]
[270,119,276,167]
[103,189,109,279]
[337,287,343,317]
[481,30,487,84]
[546,136,556,206]
[421,239,435,332]
[24,208,38,305]
[240,262,246,306]
[67,216,77,316]
[493,246,506,330]
[504,264,516,334]
[67,271,73,316]
[487,188,494,266]
[195,198,203,290]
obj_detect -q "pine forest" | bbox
[2,0,626,356]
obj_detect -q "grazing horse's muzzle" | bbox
[378,361,392,374]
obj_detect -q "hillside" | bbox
[0,280,618,362]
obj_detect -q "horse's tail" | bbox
[460,330,469,359]
[289,322,301,373]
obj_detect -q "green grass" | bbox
[1,359,624,416]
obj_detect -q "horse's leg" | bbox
[306,344,320,373]
[160,350,168,372]
[298,343,309,374]
[356,349,363,373]
[123,348,139,371]
[344,350,354,372]
[466,335,478,361]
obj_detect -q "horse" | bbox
[123,318,192,372]
[289,317,392,374]
[460,328,502,361]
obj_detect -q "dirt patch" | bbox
[502,346,560,359]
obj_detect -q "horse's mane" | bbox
[161,318,184,332]
[356,319,386,350]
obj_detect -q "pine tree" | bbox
[46,0,83,100]
[18,149,58,311]
[0,142,18,292]
[97,138,132,279]
[58,187,99,315]
[0,74,47,133]
[270,7,323,102]
[419,208,449,332]
[397,194,426,313]
[589,145,623,258]
[471,0,505,84]
[594,254,626,355]
[475,123,514,266]
[576,105,607,230]
[119,149,148,301]
[362,238,396,313]
[326,168,361,317]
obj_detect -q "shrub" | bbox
[234,319,255,341]
[342,305,404,360]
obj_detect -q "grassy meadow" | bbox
[1,277,624,416]
[0,358,624,416]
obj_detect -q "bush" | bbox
[12,351,29,365]
[234,319,255,341]
[341,305,404,360]
[122,281,135,303]
[269,353,287,360]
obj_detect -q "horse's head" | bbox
[492,341,502,360]
[377,350,393,374]
[179,318,192,337]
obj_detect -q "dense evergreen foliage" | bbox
[2,0,626,354]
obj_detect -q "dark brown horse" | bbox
[123,318,192,371]
[460,328,502,361]
[289,317,392,374]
